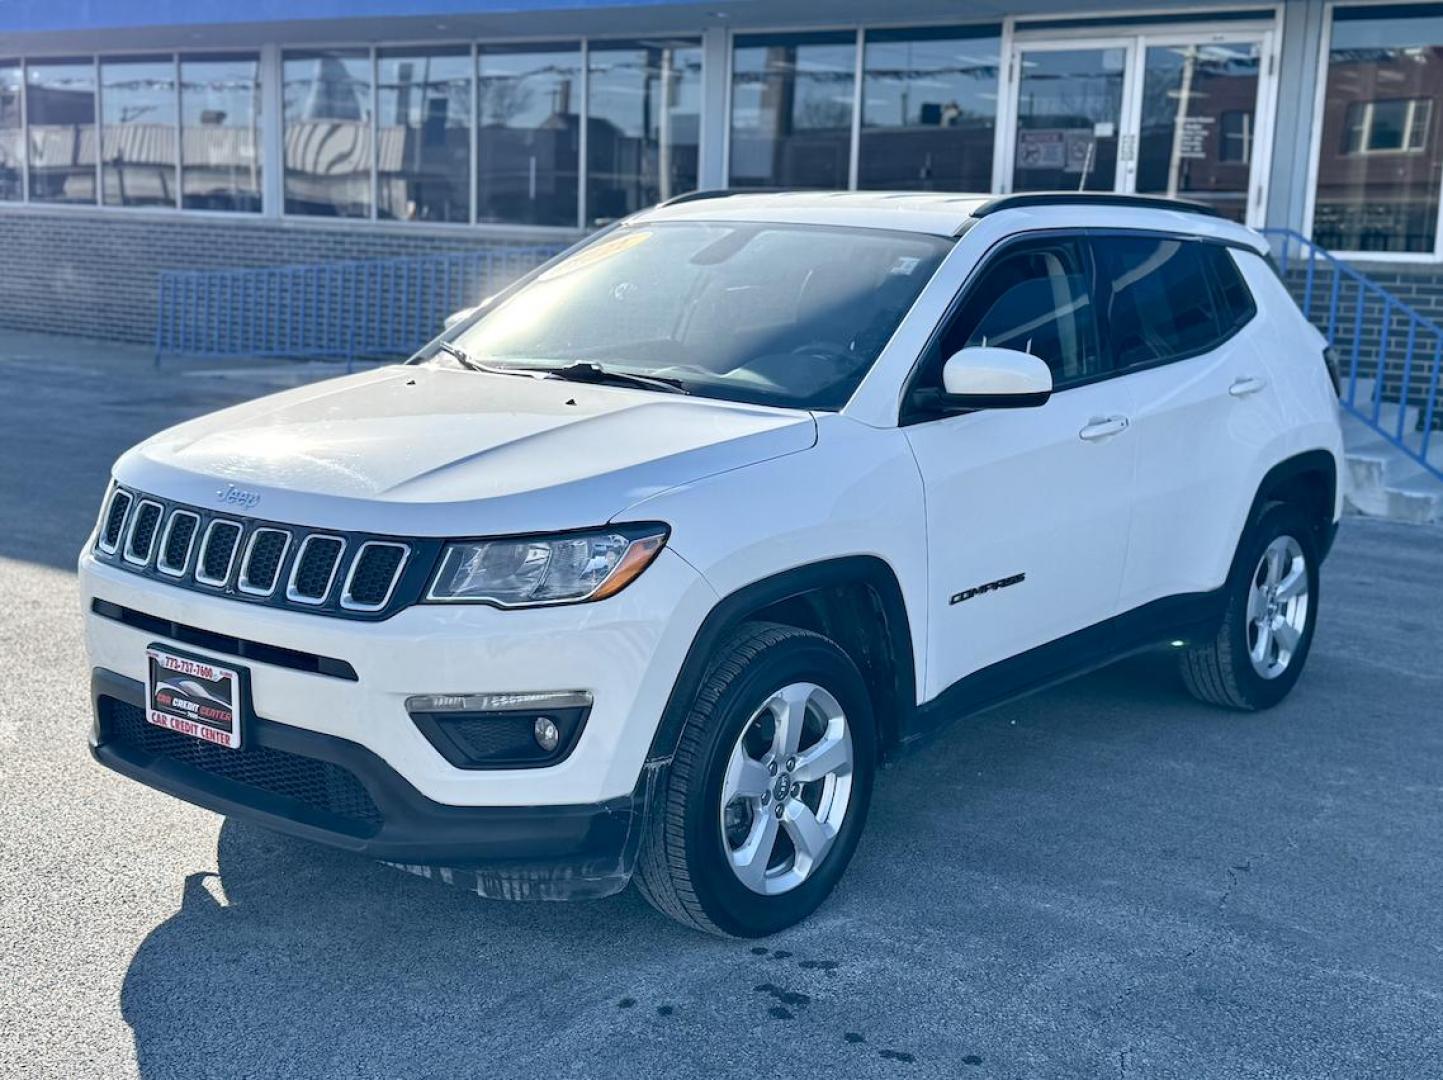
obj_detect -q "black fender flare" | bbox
[644,555,918,763]
[1227,449,1339,588]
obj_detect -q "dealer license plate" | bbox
[145,646,243,750]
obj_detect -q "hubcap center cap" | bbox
[772,773,792,804]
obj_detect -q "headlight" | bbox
[425,524,668,607]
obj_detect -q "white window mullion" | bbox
[848,28,863,190]
[19,59,28,203]
[93,55,102,206]
[578,38,589,230]
[470,41,478,226]
[260,44,283,218]
[173,53,182,210]
[370,45,379,221]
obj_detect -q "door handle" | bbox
[1229,375,1268,398]
[1078,415,1130,442]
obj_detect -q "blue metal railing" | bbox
[1263,228,1442,481]
[154,245,563,371]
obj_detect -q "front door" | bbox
[904,234,1137,700]
[1004,29,1278,225]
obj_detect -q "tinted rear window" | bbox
[1093,236,1227,369]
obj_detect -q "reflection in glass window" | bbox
[181,54,261,212]
[858,26,1000,192]
[0,62,20,201]
[729,33,856,189]
[941,238,1103,386]
[1012,48,1125,193]
[1342,98,1432,154]
[27,59,97,204]
[476,44,581,227]
[586,40,702,225]
[377,47,470,222]
[283,49,372,217]
[1314,11,1443,252]
[1219,111,1253,164]
[101,57,177,208]
[1092,237,1224,369]
[1134,43,1260,223]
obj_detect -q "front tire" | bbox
[1180,503,1321,711]
[635,622,877,937]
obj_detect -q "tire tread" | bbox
[635,622,827,937]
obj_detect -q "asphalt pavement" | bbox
[2,333,1441,1079]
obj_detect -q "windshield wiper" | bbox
[433,341,537,379]
[537,361,691,396]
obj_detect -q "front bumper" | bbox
[91,669,659,898]
[80,547,716,807]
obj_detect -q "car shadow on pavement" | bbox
[118,813,704,1080]
[115,640,1443,1079]
[114,650,1192,1080]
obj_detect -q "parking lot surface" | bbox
[2,334,1441,1079]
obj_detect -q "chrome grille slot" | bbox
[238,528,291,596]
[99,489,132,554]
[340,541,409,611]
[90,487,426,619]
[195,520,243,586]
[123,500,164,566]
[157,510,200,577]
[287,535,345,604]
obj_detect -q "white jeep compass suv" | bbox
[81,192,1343,936]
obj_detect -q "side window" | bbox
[1206,245,1258,331]
[936,237,1105,388]
[1092,236,1226,369]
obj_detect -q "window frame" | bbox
[899,227,1259,426]
[1304,1,1443,261]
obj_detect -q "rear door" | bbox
[904,234,1139,700]
[1091,234,1282,611]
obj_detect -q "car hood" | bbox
[114,365,817,535]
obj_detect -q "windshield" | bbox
[433,221,952,410]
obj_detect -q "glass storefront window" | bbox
[180,54,261,212]
[1135,43,1261,223]
[283,49,372,218]
[0,62,20,201]
[476,44,581,227]
[729,32,856,189]
[1012,47,1126,193]
[377,47,471,223]
[100,56,177,208]
[26,59,96,204]
[1314,8,1443,252]
[586,39,702,225]
[858,26,1000,192]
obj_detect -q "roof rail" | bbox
[971,192,1224,219]
[655,187,784,208]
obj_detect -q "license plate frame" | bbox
[144,645,246,750]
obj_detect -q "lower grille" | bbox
[102,698,382,835]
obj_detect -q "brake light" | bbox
[1322,345,1341,396]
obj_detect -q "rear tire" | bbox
[1180,503,1320,711]
[635,622,876,937]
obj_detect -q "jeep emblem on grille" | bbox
[215,483,261,510]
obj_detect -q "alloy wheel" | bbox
[1246,535,1310,680]
[718,682,855,896]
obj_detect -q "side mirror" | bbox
[940,346,1053,409]
[443,306,478,330]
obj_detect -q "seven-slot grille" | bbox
[93,486,423,620]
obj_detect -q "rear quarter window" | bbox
[1091,235,1254,371]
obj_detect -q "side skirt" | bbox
[897,589,1226,750]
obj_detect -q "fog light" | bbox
[534,716,561,752]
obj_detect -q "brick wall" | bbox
[0,209,572,346]
[1282,259,1443,421]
